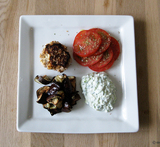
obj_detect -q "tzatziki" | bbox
[81,72,117,112]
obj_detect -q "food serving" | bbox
[73,30,102,57]
[73,52,103,66]
[40,41,72,73]
[89,28,111,55]
[73,28,120,72]
[81,72,117,112]
[37,28,120,114]
[34,74,81,115]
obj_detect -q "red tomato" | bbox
[73,52,103,66]
[89,58,115,72]
[110,37,120,60]
[89,37,120,72]
[89,28,111,55]
[88,47,113,70]
[73,30,102,57]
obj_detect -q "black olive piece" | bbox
[34,75,53,85]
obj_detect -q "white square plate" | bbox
[17,15,139,133]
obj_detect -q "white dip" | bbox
[81,72,117,112]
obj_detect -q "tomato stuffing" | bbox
[73,30,102,57]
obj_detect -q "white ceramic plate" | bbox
[17,15,139,133]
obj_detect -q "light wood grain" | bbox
[0,0,160,147]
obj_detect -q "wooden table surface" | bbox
[0,0,160,146]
